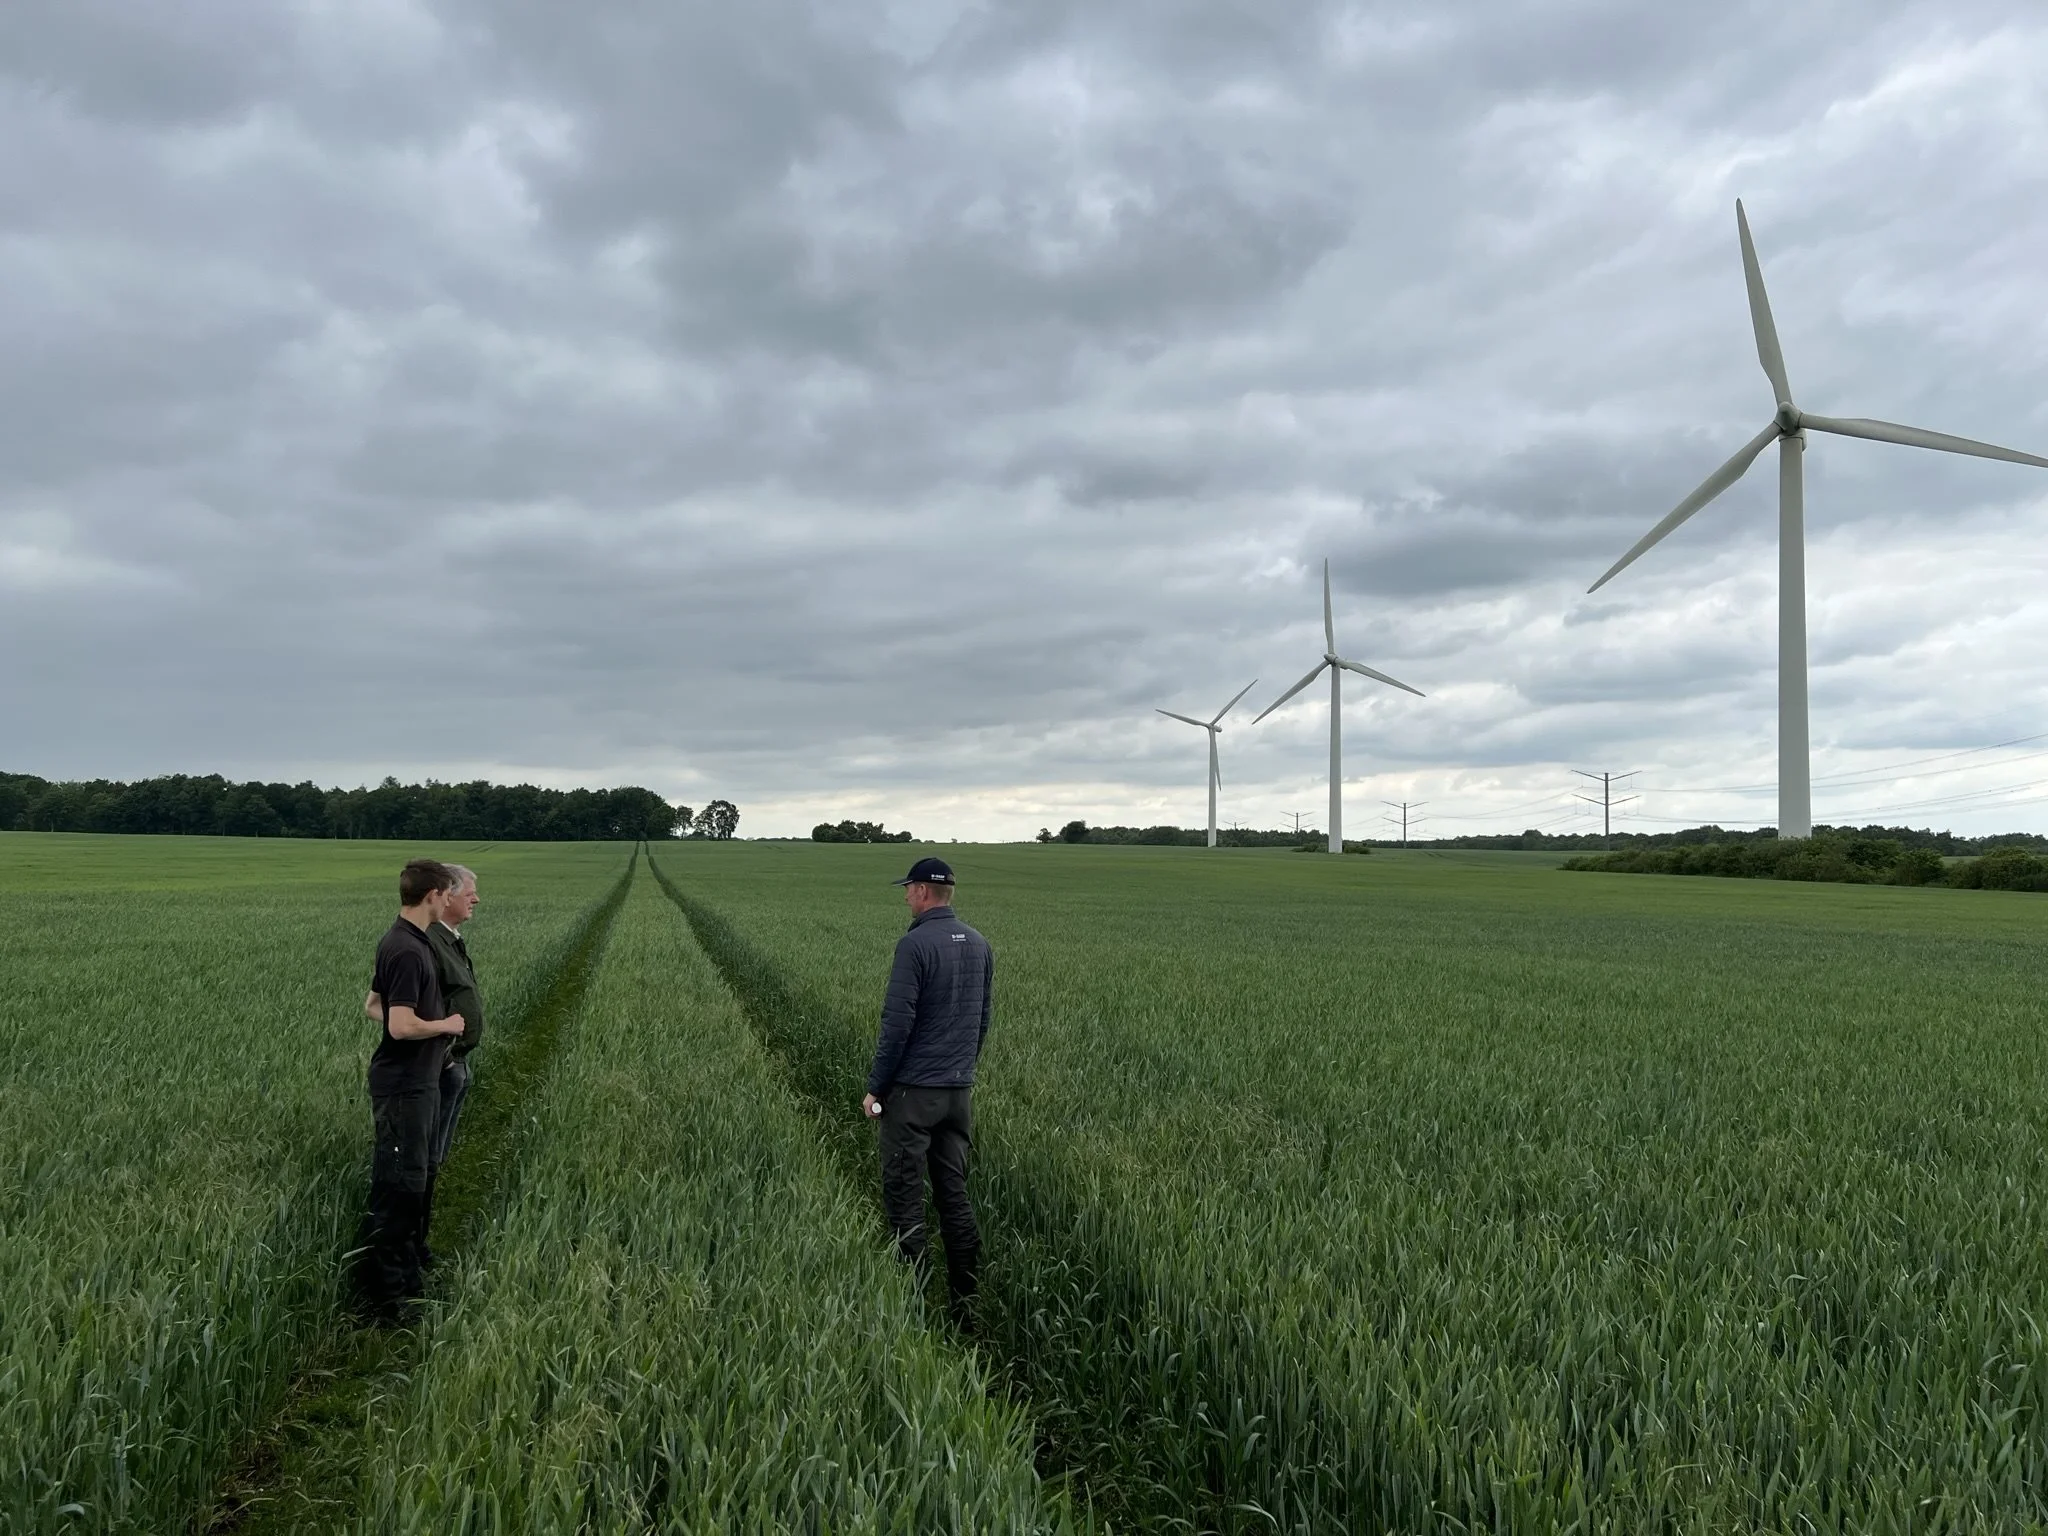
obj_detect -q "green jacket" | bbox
[428,922,485,1057]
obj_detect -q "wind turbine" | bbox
[1591,200,2048,838]
[1253,559,1423,854]
[1156,679,1257,848]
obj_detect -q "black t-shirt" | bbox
[368,916,451,1095]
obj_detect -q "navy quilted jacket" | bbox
[866,905,993,1095]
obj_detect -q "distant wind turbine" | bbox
[1590,200,2048,838]
[1156,679,1257,848]
[1254,559,1423,854]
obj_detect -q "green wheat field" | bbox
[5,833,2047,1534]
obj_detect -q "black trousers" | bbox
[427,1055,471,1170]
[357,1087,437,1312]
[878,1085,979,1303]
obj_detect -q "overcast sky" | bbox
[5,2,2047,841]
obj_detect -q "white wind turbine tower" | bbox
[1155,680,1258,848]
[1591,200,2048,839]
[1254,559,1424,854]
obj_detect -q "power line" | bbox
[1298,729,2048,843]
[1534,806,1594,830]
[1336,747,2048,842]
[1635,731,2048,795]
[1573,769,1639,851]
[1804,746,2048,793]
[1380,800,1427,848]
[1615,809,1772,827]
[1821,776,2048,821]
[1618,779,2048,829]
[1638,746,2048,797]
[1427,789,1582,823]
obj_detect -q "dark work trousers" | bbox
[357,1085,438,1314]
[427,1055,471,1169]
[878,1085,979,1307]
[419,1056,471,1262]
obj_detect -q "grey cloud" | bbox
[465,0,1363,371]
[1,1,293,128]
[3,0,2048,838]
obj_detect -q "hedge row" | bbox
[1564,835,2048,891]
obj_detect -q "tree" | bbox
[1058,820,1090,844]
[1035,827,1053,843]
[813,819,913,843]
[0,769,707,841]
[218,786,284,837]
[695,799,740,840]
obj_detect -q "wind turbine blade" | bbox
[1337,658,1424,697]
[1322,559,1335,654]
[1252,661,1329,724]
[1737,199,1792,407]
[1210,678,1259,727]
[1588,421,1781,592]
[1798,413,2048,470]
[1155,709,1211,729]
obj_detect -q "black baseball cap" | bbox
[893,856,956,887]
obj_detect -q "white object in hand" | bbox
[867,1100,883,1117]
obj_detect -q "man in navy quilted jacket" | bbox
[862,856,992,1328]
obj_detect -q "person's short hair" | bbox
[399,858,458,907]
[444,863,477,893]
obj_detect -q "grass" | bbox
[201,853,634,1534]
[0,835,627,1534]
[10,834,2048,1532]
[361,857,1071,1533]
[652,840,2048,1533]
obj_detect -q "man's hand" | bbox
[364,990,384,1023]
[441,1013,466,1037]
[862,1093,884,1121]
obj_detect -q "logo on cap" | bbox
[894,856,956,886]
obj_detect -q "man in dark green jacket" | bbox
[420,863,484,1264]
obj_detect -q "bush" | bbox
[1888,847,1946,886]
[1948,845,2048,892]
[1845,837,1904,870]
[1569,834,2048,894]
[1777,848,1872,884]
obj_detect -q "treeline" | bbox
[1410,823,2048,854]
[0,771,731,842]
[1565,833,2048,891]
[1034,820,1317,848]
[812,820,915,843]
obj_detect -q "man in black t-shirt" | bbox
[354,858,466,1321]
[363,862,485,1271]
